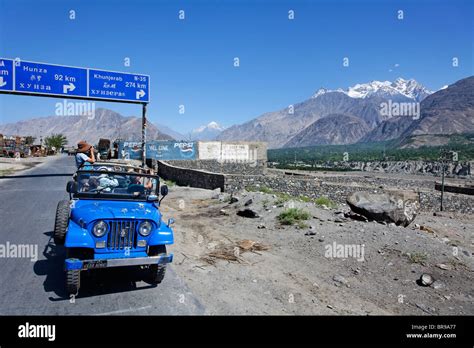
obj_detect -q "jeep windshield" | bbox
[75,169,159,200]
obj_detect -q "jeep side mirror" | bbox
[160,185,168,197]
[66,180,78,194]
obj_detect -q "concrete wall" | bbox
[166,141,267,175]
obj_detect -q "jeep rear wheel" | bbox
[66,269,80,295]
[147,245,167,284]
[54,200,70,245]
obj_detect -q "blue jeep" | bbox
[53,164,174,295]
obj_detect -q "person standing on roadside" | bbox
[75,140,96,169]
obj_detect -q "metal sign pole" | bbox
[142,103,147,167]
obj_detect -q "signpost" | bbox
[0,58,150,165]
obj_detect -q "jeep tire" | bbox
[147,245,167,284]
[66,269,80,295]
[54,200,70,245]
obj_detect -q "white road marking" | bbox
[93,305,152,316]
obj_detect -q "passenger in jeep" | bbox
[75,141,95,169]
[127,168,153,191]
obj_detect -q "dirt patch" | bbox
[159,184,474,315]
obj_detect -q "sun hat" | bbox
[77,141,92,153]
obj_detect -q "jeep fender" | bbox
[149,222,174,246]
[65,220,95,248]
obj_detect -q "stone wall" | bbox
[156,160,225,192]
[224,174,474,214]
[165,159,267,175]
[150,159,473,214]
[305,161,472,177]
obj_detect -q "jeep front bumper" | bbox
[64,254,173,271]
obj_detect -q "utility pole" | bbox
[142,103,147,168]
[440,155,446,211]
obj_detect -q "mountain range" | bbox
[0,108,173,146]
[0,107,227,146]
[312,78,432,102]
[364,76,474,147]
[218,77,473,148]
[1,77,472,149]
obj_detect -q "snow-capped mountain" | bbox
[190,121,226,140]
[312,78,433,102]
[218,77,468,148]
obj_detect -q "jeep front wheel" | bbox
[54,200,70,245]
[66,269,80,295]
[147,245,167,284]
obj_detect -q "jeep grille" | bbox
[106,220,138,250]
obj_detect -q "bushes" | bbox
[277,208,310,225]
[246,185,273,194]
[164,180,176,187]
[314,196,337,208]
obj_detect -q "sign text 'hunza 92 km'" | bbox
[0,58,149,103]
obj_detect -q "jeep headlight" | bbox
[138,221,153,236]
[92,220,108,237]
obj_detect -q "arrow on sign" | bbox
[0,77,6,88]
[136,89,145,99]
[63,82,76,94]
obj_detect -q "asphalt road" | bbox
[0,155,205,315]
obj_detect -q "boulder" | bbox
[346,190,420,227]
[237,209,260,218]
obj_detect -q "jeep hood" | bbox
[71,200,160,225]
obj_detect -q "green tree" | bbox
[44,134,68,153]
[24,136,36,145]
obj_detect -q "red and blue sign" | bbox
[118,141,197,160]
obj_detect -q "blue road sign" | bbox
[0,58,150,104]
[15,60,87,97]
[0,59,14,92]
[89,69,149,103]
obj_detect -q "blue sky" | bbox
[0,0,472,133]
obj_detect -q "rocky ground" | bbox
[160,183,474,315]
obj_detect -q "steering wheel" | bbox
[127,184,145,194]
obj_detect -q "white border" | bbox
[0,58,14,92]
